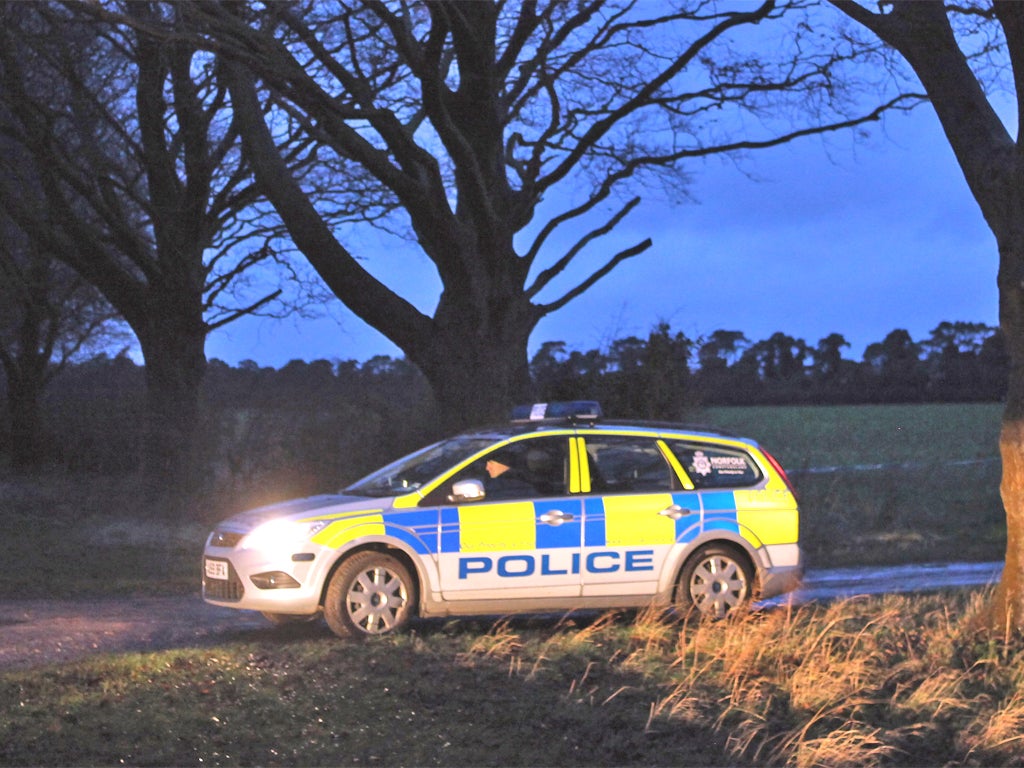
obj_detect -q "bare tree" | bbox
[0,2,292,498]
[831,0,1024,629]
[0,214,126,469]
[171,0,915,428]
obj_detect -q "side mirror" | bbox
[449,478,486,503]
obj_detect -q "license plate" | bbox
[205,558,229,580]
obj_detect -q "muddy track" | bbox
[0,596,311,672]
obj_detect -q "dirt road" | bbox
[1,561,1002,672]
[0,595,282,671]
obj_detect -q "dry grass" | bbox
[442,592,1024,764]
[542,590,1024,766]
[412,590,1024,765]
[787,722,902,768]
[960,692,1024,763]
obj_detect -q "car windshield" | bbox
[344,435,500,497]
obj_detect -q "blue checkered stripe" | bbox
[375,491,741,555]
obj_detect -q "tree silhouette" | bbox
[170,0,914,428]
[863,329,928,402]
[0,2,287,499]
[832,0,1024,627]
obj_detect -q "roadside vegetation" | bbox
[0,319,1006,488]
[3,591,1022,766]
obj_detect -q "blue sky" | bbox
[204,101,1000,369]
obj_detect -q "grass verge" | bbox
[3,591,1023,766]
[0,474,201,598]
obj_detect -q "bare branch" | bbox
[526,196,642,300]
[205,288,283,332]
[536,237,652,317]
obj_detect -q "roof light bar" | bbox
[510,401,603,423]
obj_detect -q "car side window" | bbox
[445,436,570,501]
[584,436,676,494]
[667,441,762,488]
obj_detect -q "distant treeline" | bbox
[34,319,1009,417]
[532,321,1008,413]
[0,320,1005,487]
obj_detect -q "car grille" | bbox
[203,559,245,601]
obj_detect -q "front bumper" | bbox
[202,549,325,614]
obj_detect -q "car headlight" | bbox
[240,519,329,554]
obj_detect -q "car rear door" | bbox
[578,433,702,597]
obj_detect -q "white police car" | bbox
[203,402,802,637]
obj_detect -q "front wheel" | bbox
[676,545,754,619]
[323,551,415,638]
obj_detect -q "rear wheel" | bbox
[324,551,415,638]
[676,545,754,619]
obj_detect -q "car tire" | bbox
[323,551,415,638]
[260,611,320,626]
[676,545,754,619]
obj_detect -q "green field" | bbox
[701,404,1006,567]
[698,403,1002,469]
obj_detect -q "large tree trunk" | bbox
[6,364,46,470]
[2,255,53,470]
[135,302,208,506]
[420,348,531,430]
[222,58,539,430]
[994,232,1024,630]
[998,420,1024,631]
[989,0,1024,632]
[413,313,534,430]
[403,241,538,428]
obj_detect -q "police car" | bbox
[203,402,802,637]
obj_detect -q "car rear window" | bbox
[584,435,678,493]
[667,441,762,488]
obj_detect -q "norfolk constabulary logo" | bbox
[692,450,712,476]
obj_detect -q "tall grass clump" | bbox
[438,591,1024,765]
[632,591,1024,765]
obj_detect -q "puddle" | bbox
[763,560,1003,607]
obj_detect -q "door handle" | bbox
[538,510,574,526]
[659,505,691,521]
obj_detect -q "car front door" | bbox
[433,434,584,600]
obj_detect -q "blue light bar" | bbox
[510,401,603,423]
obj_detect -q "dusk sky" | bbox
[204,96,1005,369]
